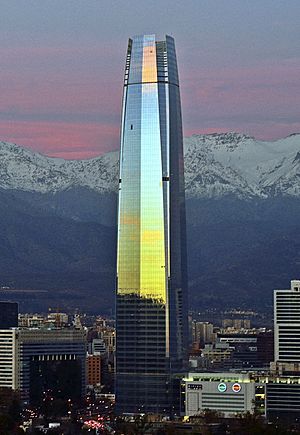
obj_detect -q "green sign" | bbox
[218,383,227,393]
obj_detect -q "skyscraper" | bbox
[116,34,188,414]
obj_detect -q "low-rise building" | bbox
[183,371,300,422]
[183,372,264,418]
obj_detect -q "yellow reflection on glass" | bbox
[140,78,166,302]
[142,43,157,83]
[117,35,167,303]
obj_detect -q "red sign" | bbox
[232,383,241,393]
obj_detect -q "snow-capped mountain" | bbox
[0,141,119,193]
[184,132,300,198]
[1,133,300,312]
[1,132,300,198]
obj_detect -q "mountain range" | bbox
[0,132,300,313]
[1,132,300,198]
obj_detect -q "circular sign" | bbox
[217,383,227,393]
[232,383,241,393]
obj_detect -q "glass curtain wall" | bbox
[116,34,187,414]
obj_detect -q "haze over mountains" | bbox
[1,132,300,313]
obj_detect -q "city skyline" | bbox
[1,1,300,158]
[1,2,300,428]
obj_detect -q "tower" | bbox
[116,34,188,414]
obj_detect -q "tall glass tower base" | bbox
[116,34,188,415]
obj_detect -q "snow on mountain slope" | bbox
[184,132,300,198]
[1,132,300,198]
[260,150,300,196]
[0,141,119,193]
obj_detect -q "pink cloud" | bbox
[0,43,122,123]
[0,120,119,159]
[0,71,120,116]
[1,44,299,156]
[181,58,300,139]
[183,65,300,111]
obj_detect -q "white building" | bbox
[274,280,300,362]
[0,329,19,390]
[91,338,106,355]
[183,372,264,418]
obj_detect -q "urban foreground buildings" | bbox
[184,280,300,422]
[116,34,188,414]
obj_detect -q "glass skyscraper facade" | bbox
[116,34,188,414]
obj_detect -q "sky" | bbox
[1,0,300,159]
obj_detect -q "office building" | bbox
[0,301,18,328]
[257,331,274,366]
[184,371,300,422]
[200,343,233,368]
[116,34,188,414]
[0,328,86,404]
[0,329,17,389]
[90,338,106,355]
[192,321,214,347]
[218,333,259,368]
[266,380,300,422]
[183,372,265,418]
[87,354,101,387]
[19,313,44,328]
[274,280,300,362]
